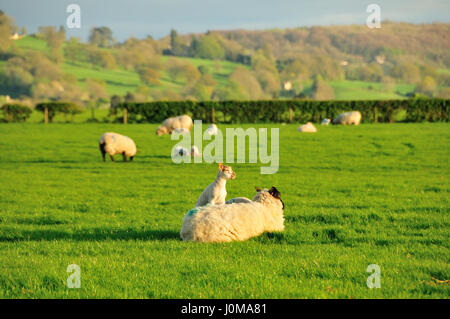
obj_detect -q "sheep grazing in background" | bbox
[181,187,285,243]
[297,122,317,133]
[191,145,201,157]
[225,197,252,204]
[173,146,190,157]
[195,163,236,207]
[99,132,137,162]
[205,123,218,136]
[321,118,331,125]
[332,111,362,125]
[156,115,193,136]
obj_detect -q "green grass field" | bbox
[0,122,448,298]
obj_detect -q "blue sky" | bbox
[1,0,449,41]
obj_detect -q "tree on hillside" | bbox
[229,67,265,100]
[87,46,116,69]
[38,26,66,64]
[64,37,85,63]
[170,29,187,56]
[86,78,108,120]
[166,58,200,83]
[415,76,437,97]
[310,75,334,100]
[136,65,162,86]
[89,27,114,47]
[215,80,248,100]
[0,10,16,52]
[194,35,225,60]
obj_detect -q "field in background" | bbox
[15,36,414,100]
[0,122,448,298]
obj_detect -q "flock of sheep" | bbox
[97,110,361,243]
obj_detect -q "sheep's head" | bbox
[253,186,284,210]
[156,126,168,136]
[218,163,236,180]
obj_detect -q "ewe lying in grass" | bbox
[181,187,285,243]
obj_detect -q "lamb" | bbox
[205,123,218,136]
[321,118,331,125]
[332,111,362,125]
[156,115,193,136]
[298,122,317,133]
[181,186,285,243]
[99,132,137,162]
[195,163,236,207]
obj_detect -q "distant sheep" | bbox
[298,122,317,133]
[173,146,190,157]
[321,118,331,125]
[181,187,285,243]
[156,115,193,136]
[99,132,137,162]
[332,111,361,125]
[205,124,218,136]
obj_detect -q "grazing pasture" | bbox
[0,123,448,298]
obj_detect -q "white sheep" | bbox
[156,115,193,136]
[181,187,285,243]
[332,111,362,125]
[173,146,190,157]
[297,122,317,133]
[205,123,218,136]
[99,132,137,162]
[321,118,331,125]
[195,163,236,207]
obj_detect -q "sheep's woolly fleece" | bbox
[298,122,317,133]
[181,189,284,243]
[156,115,193,135]
[99,132,137,157]
[332,111,362,125]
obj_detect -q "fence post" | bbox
[289,108,293,123]
[44,107,48,124]
[211,106,215,123]
[374,107,377,123]
[123,108,127,125]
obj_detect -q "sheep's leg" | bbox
[99,143,106,162]
[110,155,114,161]
[122,152,127,162]
[129,156,134,161]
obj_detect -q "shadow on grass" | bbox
[0,228,180,242]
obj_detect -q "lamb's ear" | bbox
[255,187,261,192]
[218,163,224,171]
[269,186,281,199]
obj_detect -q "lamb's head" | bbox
[218,163,236,180]
[253,186,284,210]
[156,126,169,136]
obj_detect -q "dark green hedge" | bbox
[119,99,449,123]
[0,103,32,122]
